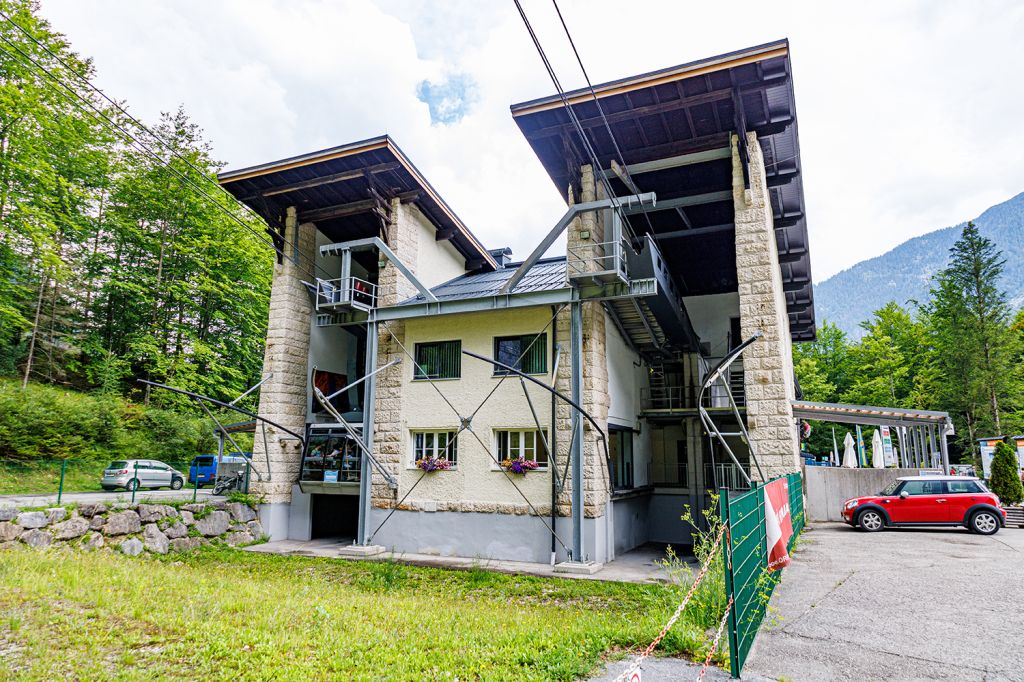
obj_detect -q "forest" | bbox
[0,1,271,463]
[795,221,1024,465]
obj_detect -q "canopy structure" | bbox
[792,400,952,472]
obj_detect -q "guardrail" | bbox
[315,276,377,312]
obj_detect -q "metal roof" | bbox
[791,401,954,429]
[400,258,567,304]
[510,40,815,341]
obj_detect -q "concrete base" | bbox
[258,502,291,541]
[337,544,385,557]
[553,560,603,575]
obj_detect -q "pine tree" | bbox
[989,440,1023,505]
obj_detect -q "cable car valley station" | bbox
[218,41,814,569]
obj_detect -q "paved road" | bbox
[0,488,223,508]
[744,522,1024,681]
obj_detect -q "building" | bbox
[218,40,815,566]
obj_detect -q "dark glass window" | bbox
[414,341,461,380]
[610,428,634,490]
[902,480,945,496]
[946,480,982,494]
[494,334,547,375]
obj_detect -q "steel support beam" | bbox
[358,321,379,545]
[602,146,731,178]
[570,302,584,561]
[622,190,731,214]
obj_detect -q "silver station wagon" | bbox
[101,460,185,491]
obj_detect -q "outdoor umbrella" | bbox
[872,429,885,468]
[831,427,840,467]
[842,432,858,468]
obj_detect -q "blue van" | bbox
[189,453,251,487]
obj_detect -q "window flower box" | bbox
[500,457,539,474]
[416,458,452,473]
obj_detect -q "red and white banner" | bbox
[763,478,793,571]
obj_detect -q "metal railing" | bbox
[641,382,741,411]
[721,472,805,677]
[566,238,628,282]
[315,276,378,312]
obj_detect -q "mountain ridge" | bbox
[813,191,1024,337]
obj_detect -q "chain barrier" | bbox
[620,523,727,681]
[697,596,733,680]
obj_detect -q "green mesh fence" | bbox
[721,471,805,677]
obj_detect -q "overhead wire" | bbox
[0,12,336,282]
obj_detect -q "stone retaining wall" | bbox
[0,500,264,556]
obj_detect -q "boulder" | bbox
[245,520,264,538]
[170,536,203,552]
[208,500,228,510]
[225,531,255,547]
[195,510,229,537]
[77,503,107,518]
[89,515,106,530]
[227,503,257,523]
[143,524,169,555]
[0,522,23,542]
[0,541,17,551]
[45,508,67,525]
[16,511,48,529]
[103,510,141,536]
[163,522,188,539]
[0,507,17,522]
[181,503,206,514]
[137,504,166,523]
[229,523,246,532]
[82,532,105,550]
[120,537,144,556]
[179,510,195,526]
[19,528,52,548]
[52,517,90,540]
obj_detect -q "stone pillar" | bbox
[557,165,611,528]
[251,207,316,533]
[732,132,800,479]
[371,199,420,510]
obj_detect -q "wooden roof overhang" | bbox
[511,40,815,341]
[218,136,497,271]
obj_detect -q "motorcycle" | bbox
[213,470,245,496]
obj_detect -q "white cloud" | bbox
[38,0,1024,280]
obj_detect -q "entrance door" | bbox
[310,494,359,540]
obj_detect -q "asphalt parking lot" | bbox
[744,522,1024,681]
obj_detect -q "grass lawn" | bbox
[0,460,192,496]
[0,545,725,681]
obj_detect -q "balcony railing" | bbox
[567,238,628,283]
[641,381,744,411]
[315,276,377,312]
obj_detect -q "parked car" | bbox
[101,460,185,492]
[188,453,250,488]
[841,475,1005,535]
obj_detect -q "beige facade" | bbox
[732,132,801,479]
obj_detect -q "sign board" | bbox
[880,426,896,466]
[323,470,339,483]
[764,478,793,571]
[979,437,1024,478]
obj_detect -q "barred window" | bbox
[414,340,461,380]
[495,429,548,468]
[412,430,458,465]
[494,334,547,375]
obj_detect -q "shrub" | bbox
[989,440,1024,505]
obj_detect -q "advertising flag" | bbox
[763,478,793,571]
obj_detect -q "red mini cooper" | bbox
[841,476,1005,535]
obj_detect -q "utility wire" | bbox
[511,0,640,244]
[0,13,335,281]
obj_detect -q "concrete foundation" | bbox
[804,467,924,522]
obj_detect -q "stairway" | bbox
[729,366,746,407]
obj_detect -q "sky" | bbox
[37,0,1024,282]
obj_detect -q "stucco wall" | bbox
[683,292,740,355]
[410,203,466,288]
[376,306,561,514]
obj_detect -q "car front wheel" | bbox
[857,509,884,532]
[969,510,1000,535]
[170,477,183,490]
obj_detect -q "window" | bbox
[610,428,634,490]
[495,429,548,467]
[493,334,547,375]
[946,480,982,494]
[901,480,945,496]
[414,341,461,380]
[413,430,458,465]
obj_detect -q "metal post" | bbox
[939,423,950,473]
[570,301,584,562]
[131,461,138,504]
[215,431,225,494]
[358,321,379,545]
[192,464,199,503]
[57,459,67,505]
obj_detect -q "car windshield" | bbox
[880,480,901,496]
[107,461,128,470]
